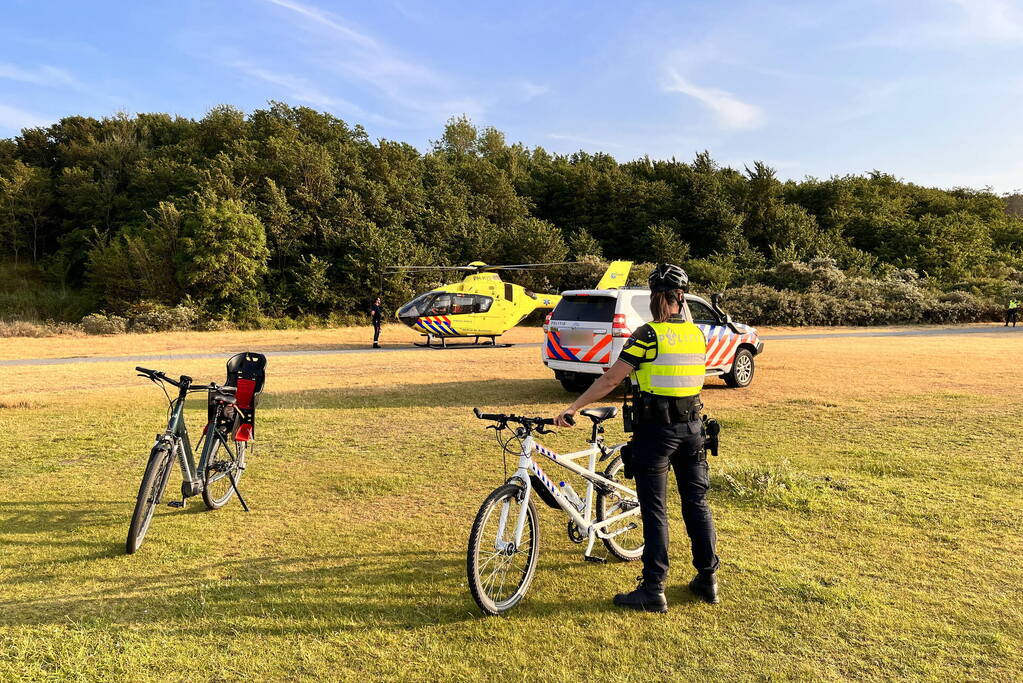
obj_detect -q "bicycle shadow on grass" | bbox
[0,549,487,634]
[267,378,572,412]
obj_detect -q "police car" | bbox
[542,288,764,392]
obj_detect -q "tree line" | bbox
[1,103,1021,326]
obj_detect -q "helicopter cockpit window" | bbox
[398,293,436,319]
[450,294,493,315]
[426,293,453,316]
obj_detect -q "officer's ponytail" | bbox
[650,289,684,322]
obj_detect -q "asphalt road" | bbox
[1,325,1018,368]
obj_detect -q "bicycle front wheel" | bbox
[202,439,244,510]
[126,443,174,554]
[467,483,539,616]
[596,455,644,561]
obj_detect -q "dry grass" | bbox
[1,328,1021,680]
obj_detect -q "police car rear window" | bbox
[551,295,617,322]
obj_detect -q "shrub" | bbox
[0,319,83,338]
[80,313,128,335]
[127,303,198,333]
[196,318,235,332]
[0,320,48,337]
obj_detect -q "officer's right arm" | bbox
[553,324,655,427]
[618,324,656,369]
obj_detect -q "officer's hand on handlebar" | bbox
[554,409,576,428]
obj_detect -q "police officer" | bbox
[370,296,383,348]
[1006,298,1018,327]
[555,264,719,612]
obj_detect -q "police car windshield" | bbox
[551,295,616,322]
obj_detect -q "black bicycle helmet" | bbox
[648,263,689,292]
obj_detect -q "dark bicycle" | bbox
[126,352,267,554]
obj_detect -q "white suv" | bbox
[542,288,764,392]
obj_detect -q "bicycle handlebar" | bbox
[473,407,572,428]
[136,367,218,391]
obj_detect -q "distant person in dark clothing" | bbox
[1006,299,1019,327]
[370,297,383,348]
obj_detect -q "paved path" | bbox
[1,325,1018,367]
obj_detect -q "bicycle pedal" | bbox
[167,500,186,508]
[583,555,608,564]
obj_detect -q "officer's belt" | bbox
[631,392,703,425]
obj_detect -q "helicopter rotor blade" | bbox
[383,265,477,272]
[479,261,581,271]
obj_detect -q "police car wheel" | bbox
[724,348,755,388]
[559,374,594,393]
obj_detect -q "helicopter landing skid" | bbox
[414,334,512,349]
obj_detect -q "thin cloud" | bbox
[0,63,75,87]
[663,68,764,130]
[0,103,52,131]
[515,80,550,102]
[863,0,1023,48]
[232,61,398,126]
[262,0,483,123]
[947,0,1023,42]
[264,0,378,49]
[841,81,903,122]
[548,133,624,149]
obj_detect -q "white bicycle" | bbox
[467,406,644,615]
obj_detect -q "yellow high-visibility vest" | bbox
[1010,300,1019,310]
[626,320,707,397]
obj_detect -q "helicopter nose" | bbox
[398,315,418,328]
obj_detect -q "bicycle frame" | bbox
[154,378,235,499]
[502,432,640,560]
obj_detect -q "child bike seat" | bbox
[210,352,267,442]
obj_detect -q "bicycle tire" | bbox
[467,483,540,616]
[126,443,174,554]
[202,439,244,510]
[596,455,644,561]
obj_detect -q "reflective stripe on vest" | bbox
[631,321,706,397]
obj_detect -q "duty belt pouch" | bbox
[620,442,635,479]
[654,397,672,425]
[622,383,635,433]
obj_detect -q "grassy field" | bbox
[1,325,1022,681]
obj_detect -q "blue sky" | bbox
[1,0,1021,192]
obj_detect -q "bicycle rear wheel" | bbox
[202,438,244,510]
[126,443,174,554]
[596,455,644,561]
[467,483,539,616]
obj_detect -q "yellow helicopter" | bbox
[389,261,630,348]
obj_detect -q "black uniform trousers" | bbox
[631,420,719,587]
[1007,309,1017,326]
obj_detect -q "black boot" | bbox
[613,577,667,613]
[688,571,719,604]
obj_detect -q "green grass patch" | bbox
[1,349,1022,680]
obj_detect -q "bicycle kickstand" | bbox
[228,471,251,512]
[583,534,607,563]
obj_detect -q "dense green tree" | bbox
[0,160,53,262]
[0,105,1019,323]
[179,191,269,316]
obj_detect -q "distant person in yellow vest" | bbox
[1006,299,1019,327]
[555,264,719,612]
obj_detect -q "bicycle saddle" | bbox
[212,391,237,405]
[580,406,618,423]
